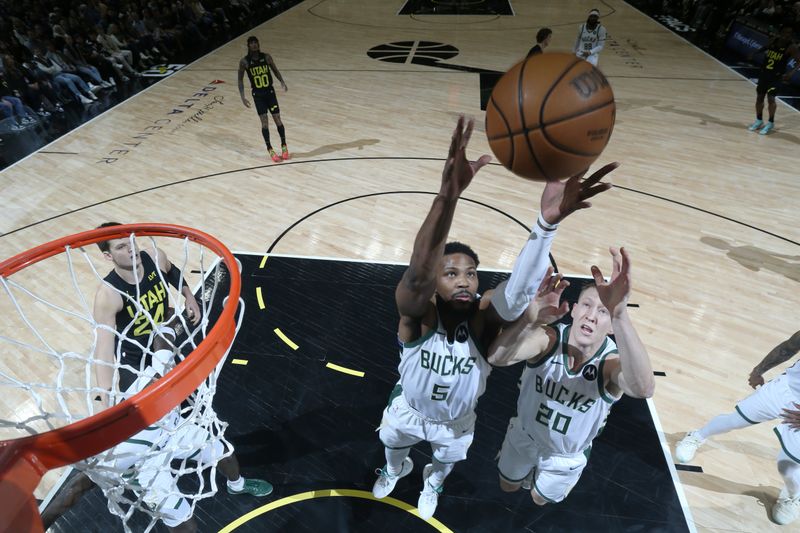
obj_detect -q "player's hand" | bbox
[241,97,251,108]
[440,116,492,199]
[591,247,631,318]
[530,266,570,325]
[281,82,288,92]
[185,296,201,325]
[781,403,800,430]
[539,162,616,225]
[748,371,765,389]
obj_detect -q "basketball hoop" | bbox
[0,224,241,532]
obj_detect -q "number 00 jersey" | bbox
[397,313,491,422]
[243,52,273,93]
[517,323,619,455]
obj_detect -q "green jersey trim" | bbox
[735,405,759,425]
[402,314,438,349]
[563,326,608,377]
[774,427,800,464]
[597,350,620,404]
[526,325,561,368]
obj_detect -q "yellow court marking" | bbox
[325,362,365,378]
[259,255,268,269]
[231,359,248,365]
[273,328,299,350]
[218,488,453,533]
[256,286,265,310]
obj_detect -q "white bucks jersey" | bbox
[397,313,491,421]
[576,23,604,54]
[785,359,800,398]
[518,323,618,455]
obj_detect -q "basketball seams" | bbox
[518,57,550,180]
[540,101,616,157]
[538,58,584,133]
[486,99,615,142]
[487,96,515,170]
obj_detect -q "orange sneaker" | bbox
[269,149,281,163]
[281,145,290,160]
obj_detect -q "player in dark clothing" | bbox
[238,36,289,162]
[527,27,553,58]
[748,25,800,135]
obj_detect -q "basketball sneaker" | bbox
[418,464,443,520]
[759,121,775,135]
[675,430,704,463]
[773,487,800,525]
[372,456,413,499]
[747,119,763,131]
[227,477,273,497]
[281,144,290,160]
[269,149,282,163]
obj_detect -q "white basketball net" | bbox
[0,232,242,532]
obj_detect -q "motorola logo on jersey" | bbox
[455,324,469,343]
[582,365,598,381]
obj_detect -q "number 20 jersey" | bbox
[517,323,618,455]
[398,313,491,422]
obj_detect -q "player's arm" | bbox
[93,284,123,407]
[574,25,582,54]
[783,45,800,81]
[396,117,490,339]
[266,54,287,91]
[591,25,607,55]
[237,57,250,107]
[749,330,800,388]
[488,164,615,326]
[596,247,654,399]
[156,248,200,325]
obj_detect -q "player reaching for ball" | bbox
[490,248,654,506]
[370,116,617,521]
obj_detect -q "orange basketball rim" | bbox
[0,224,241,533]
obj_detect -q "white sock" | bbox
[427,459,454,489]
[385,447,409,476]
[227,476,244,491]
[696,412,751,440]
[778,449,800,498]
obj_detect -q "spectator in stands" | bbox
[32,42,97,105]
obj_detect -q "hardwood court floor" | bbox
[1,0,799,531]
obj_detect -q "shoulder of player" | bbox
[150,247,171,271]
[95,282,124,313]
[397,301,436,343]
[526,324,559,364]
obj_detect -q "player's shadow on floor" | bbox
[291,139,380,159]
[653,105,800,144]
[701,236,800,283]
[678,469,778,519]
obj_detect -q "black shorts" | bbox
[253,87,280,116]
[757,76,781,96]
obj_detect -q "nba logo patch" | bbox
[582,364,598,381]
[455,324,469,343]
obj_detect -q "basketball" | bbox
[485,52,616,181]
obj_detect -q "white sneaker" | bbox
[418,464,443,520]
[88,83,102,94]
[79,94,93,105]
[372,456,413,499]
[773,487,800,525]
[675,431,704,463]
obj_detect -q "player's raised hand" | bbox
[781,403,800,430]
[748,371,765,389]
[530,266,570,325]
[591,246,631,318]
[440,116,492,199]
[540,162,616,225]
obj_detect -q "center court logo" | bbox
[367,41,458,65]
